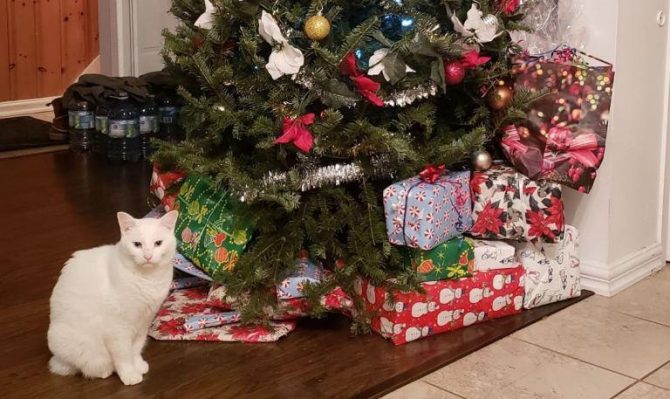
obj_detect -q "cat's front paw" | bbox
[135,357,149,374]
[118,369,143,386]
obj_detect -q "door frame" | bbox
[99,0,134,76]
[662,6,670,262]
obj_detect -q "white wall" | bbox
[565,0,668,295]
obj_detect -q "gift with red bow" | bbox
[383,166,472,250]
[501,48,614,193]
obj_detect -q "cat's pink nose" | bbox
[144,255,152,261]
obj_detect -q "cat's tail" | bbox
[49,356,77,376]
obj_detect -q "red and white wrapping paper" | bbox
[149,165,186,212]
[472,240,517,271]
[515,225,581,309]
[149,287,296,343]
[355,267,525,345]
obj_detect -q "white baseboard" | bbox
[0,97,56,118]
[581,242,665,296]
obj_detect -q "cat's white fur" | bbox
[48,210,178,385]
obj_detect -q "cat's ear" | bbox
[160,210,179,231]
[117,212,136,233]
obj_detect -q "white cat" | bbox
[47,211,178,386]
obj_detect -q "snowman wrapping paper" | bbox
[355,267,525,345]
[515,225,581,309]
[472,240,518,271]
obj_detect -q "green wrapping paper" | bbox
[174,176,254,277]
[404,237,475,281]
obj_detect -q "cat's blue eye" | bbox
[154,240,163,247]
[133,242,142,248]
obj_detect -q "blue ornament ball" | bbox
[354,48,369,69]
[381,14,415,40]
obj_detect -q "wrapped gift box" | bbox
[472,240,517,271]
[355,267,524,345]
[150,165,186,212]
[470,165,565,243]
[383,169,472,250]
[516,225,581,309]
[502,50,614,193]
[277,251,324,299]
[149,287,296,342]
[174,176,254,277]
[404,236,475,281]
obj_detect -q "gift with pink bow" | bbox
[501,48,614,193]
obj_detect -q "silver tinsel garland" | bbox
[237,160,393,202]
[384,82,438,108]
[297,75,438,109]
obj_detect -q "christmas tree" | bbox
[156,0,542,325]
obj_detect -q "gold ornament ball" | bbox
[471,150,493,171]
[488,86,514,110]
[304,15,331,41]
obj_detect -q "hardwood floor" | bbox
[0,151,591,399]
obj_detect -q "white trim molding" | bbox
[581,243,665,296]
[0,97,56,118]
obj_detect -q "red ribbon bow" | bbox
[340,53,384,107]
[274,113,316,153]
[542,130,600,171]
[501,125,529,157]
[419,164,446,184]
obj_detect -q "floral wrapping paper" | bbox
[470,165,565,243]
[383,170,473,250]
[149,165,186,212]
[515,225,581,309]
[404,236,475,281]
[149,287,296,343]
[174,176,254,277]
[355,267,524,345]
[277,254,324,299]
[502,52,614,193]
[472,240,517,271]
[152,285,353,337]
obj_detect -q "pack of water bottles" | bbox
[68,91,182,163]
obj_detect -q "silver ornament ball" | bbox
[472,150,493,171]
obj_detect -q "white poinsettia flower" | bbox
[258,10,304,80]
[367,48,415,82]
[451,4,501,44]
[195,0,216,29]
[266,44,304,80]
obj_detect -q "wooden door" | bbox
[0,0,100,102]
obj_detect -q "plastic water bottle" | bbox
[158,94,181,142]
[107,93,141,163]
[93,102,110,156]
[139,95,159,158]
[68,100,95,152]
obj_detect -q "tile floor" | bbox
[385,266,670,399]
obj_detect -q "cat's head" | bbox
[116,211,179,269]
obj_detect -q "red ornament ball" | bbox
[444,61,466,86]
